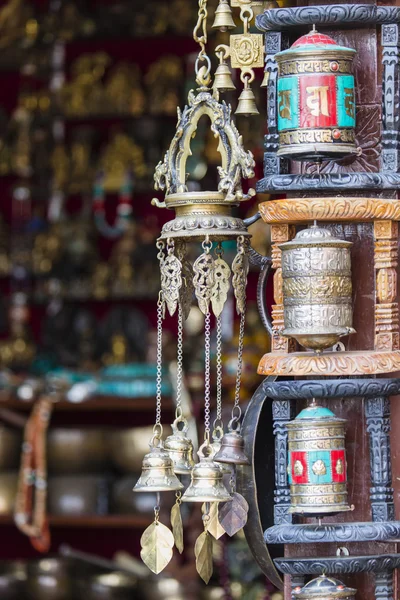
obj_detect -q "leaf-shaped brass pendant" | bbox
[232,250,249,315]
[171,501,184,554]
[211,257,231,317]
[194,530,213,584]
[140,521,174,574]
[161,253,183,316]
[193,252,215,315]
[218,492,249,537]
[203,502,225,540]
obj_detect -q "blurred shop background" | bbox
[0,0,278,598]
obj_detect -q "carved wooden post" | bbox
[365,396,394,522]
[375,571,394,600]
[382,23,400,173]
[271,224,295,353]
[374,221,399,352]
[291,575,305,599]
[272,398,296,525]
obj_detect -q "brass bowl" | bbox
[0,428,22,470]
[76,572,138,600]
[111,476,157,515]
[27,557,101,600]
[48,428,108,474]
[48,476,109,516]
[0,473,18,515]
[108,425,171,474]
[139,577,185,600]
[26,558,72,600]
[0,561,26,600]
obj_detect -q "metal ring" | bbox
[152,423,163,438]
[231,405,242,421]
[228,417,241,433]
[213,417,224,431]
[212,425,224,441]
[195,55,212,78]
[240,69,255,85]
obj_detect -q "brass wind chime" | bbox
[213,0,265,115]
[134,0,261,583]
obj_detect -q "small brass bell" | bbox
[260,70,270,88]
[213,63,236,93]
[214,423,249,466]
[182,441,231,503]
[164,416,195,475]
[235,85,259,117]
[212,0,236,32]
[211,426,231,474]
[133,438,184,493]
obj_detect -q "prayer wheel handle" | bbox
[244,213,273,337]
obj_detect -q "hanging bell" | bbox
[235,85,259,117]
[212,0,236,32]
[164,415,195,475]
[182,441,231,503]
[260,70,270,88]
[133,439,184,493]
[211,426,232,474]
[213,63,236,93]
[214,423,249,465]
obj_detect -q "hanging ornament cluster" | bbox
[134,0,255,584]
[212,0,265,116]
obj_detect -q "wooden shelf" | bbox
[0,514,150,528]
[0,393,172,412]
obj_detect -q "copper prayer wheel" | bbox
[287,404,352,516]
[275,30,357,160]
[293,575,356,600]
[279,225,355,351]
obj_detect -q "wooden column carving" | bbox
[374,220,399,352]
[271,224,295,353]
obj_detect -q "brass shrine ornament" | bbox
[280,225,355,352]
[152,87,255,243]
[293,575,356,600]
[287,404,352,516]
[275,29,357,160]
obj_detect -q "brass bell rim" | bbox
[134,482,184,493]
[214,454,249,465]
[181,492,231,503]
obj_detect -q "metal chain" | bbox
[175,302,184,419]
[154,240,165,432]
[204,310,211,440]
[193,0,208,59]
[155,293,164,427]
[233,309,246,420]
[216,314,223,423]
